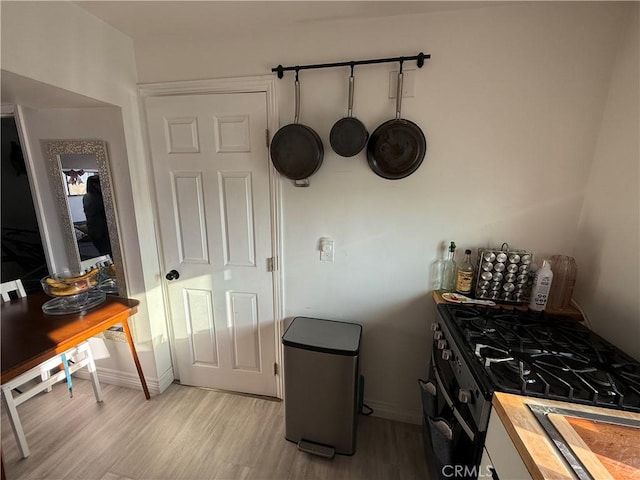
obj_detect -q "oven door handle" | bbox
[432,352,476,442]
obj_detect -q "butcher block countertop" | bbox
[492,392,640,480]
[431,291,584,320]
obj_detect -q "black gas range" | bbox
[442,303,640,412]
[421,303,640,480]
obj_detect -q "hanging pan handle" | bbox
[294,69,300,124]
[395,62,404,120]
[348,64,355,117]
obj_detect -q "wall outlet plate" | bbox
[319,237,334,262]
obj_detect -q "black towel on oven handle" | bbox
[428,416,454,472]
[418,378,437,418]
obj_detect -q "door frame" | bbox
[138,75,284,398]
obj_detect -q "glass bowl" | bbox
[41,268,100,298]
[40,268,107,315]
[97,262,118,294]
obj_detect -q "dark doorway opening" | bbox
[1,116,48,293]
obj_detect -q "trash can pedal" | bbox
[297,439,336,459]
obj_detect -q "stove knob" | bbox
[437,339,448,350]
[458,389,471,404]
[442,349,452,361]
[433,331,443,340]
[431,323,440,332]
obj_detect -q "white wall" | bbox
[574,6,640,360]
[1,2,174,393]
[130,2,635,421]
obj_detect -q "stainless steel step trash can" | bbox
[282,316,362,457]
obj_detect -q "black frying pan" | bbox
[330,67,368,157]
[367,70,426,179]
[270,75,323,181]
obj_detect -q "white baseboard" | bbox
[363,398,422,425]
[74,366,174,396]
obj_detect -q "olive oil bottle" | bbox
[455,249,475,295]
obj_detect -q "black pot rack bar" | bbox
[272,52,430,79]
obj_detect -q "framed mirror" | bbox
[42,139,126,295]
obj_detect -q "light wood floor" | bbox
[2,378,430,479]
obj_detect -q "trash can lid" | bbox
[282,317,362,356]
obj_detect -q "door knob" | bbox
[165,270,180,281]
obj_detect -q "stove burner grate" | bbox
[442,304,640,411]
[473,341,637,409]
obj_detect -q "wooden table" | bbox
[1,292,149,399]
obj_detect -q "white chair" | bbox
[1,279,56,392]
[0,279,103,458]
[0,279,26,301]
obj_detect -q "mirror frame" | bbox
[42,139,127,295]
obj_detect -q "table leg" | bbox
[122,319,151,400]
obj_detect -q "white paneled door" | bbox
[145,92,277,397]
